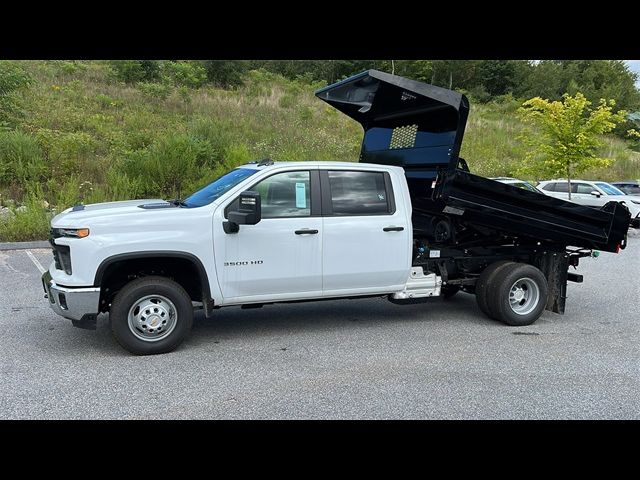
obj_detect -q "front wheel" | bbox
[110,276,194,355]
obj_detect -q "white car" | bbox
[537,179,640,225]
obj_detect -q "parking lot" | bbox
[1,234,639,419]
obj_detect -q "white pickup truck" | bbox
[42,70,630,355]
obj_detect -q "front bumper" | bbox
[42,270,100,324]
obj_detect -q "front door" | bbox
[213,169,322,303]
[572,182,606,207]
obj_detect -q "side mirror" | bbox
[590,191,601,198]
[223,191,261,234]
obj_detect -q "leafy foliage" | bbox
[0,130,46,185]
[516,92,627,196]
[0,61,32,126]
[162,61,208,89]
[109,60,161,84]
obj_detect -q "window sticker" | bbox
[295,182,307,208]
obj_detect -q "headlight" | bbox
[54,228,90,238]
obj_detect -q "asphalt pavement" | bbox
[1,235,639,419]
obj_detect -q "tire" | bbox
[475,260,513,318]
[486,263,548,326]
[110,276,194,355]
[441,284,460,299]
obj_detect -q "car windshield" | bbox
[513,182,539,193]
[595,182,625,196]
[183,168,258,208]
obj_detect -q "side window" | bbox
[555,182,569,193]
[254,171,311,218]
[575,183,593,194]
[327,170,392,216]
[542,183,556,192]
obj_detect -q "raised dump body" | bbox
[315,69,630,253]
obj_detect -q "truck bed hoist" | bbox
[43,70,631,354]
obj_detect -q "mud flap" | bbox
[535,252,569,314]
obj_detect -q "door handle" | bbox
[295,229,319,235]
[383,226,404,232]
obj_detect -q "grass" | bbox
[1,60,639,241]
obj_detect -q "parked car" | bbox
[537,179,640,227]
[611,181,640,196]
[490,177,540,193]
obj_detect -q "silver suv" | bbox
[537,179,640,226]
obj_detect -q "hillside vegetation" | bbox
[1,60,639,241]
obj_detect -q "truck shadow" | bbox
[189,293,492,340]
[52,294,494,356]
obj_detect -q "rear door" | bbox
[320,168,411,296]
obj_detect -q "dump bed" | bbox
[316,70,630,253]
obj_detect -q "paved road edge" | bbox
[0,241,50,251]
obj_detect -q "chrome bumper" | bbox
[42,270,100,322]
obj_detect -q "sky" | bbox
[627,60,640,88]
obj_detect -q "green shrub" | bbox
[0,130,46,185]
[0,189,52,241]
[53,61,88,77]
[109,60,161,84]
[48,131,98,180]
[203,60,248,88]
[137,81,172,100]
[48,175,81,209]
[104,167,144,200]
[162,61,207,89]
[0,61,32,126]
[224,143,252,167]
[188,116,233,160]
[121,134,217,198]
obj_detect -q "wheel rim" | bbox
[508,277,540,315]
[127,294,178,342]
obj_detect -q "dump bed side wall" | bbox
[434,170,630,252]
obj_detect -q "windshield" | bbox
[183,168,258,207]
[595,182,625,196]
[513,182,539,193]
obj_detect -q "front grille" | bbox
[49,229,72,275]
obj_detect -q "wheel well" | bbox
[96,253,211,313]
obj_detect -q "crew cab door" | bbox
[320,168,411,296]
[213,169,322,303]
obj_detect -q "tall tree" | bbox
[517,92,626,199]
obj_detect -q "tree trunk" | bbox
[567,164,572,201]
